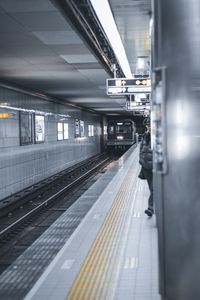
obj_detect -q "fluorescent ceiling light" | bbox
[90,0,132,78]
[0,104,71,118]
[137,57,145,69]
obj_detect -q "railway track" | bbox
[0,153,115,273]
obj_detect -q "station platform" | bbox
[23,145,160,300]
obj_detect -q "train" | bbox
[106,119,136,151]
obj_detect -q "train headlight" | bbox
[117,136,124,140]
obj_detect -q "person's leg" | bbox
[142,168,153,216]
[148,177,153,211]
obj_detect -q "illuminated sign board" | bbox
[0,113,14,118]
[126,101,150,111]
[107,78,151,95]
[35,115,45,143]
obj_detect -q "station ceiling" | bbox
[0,0,151,116]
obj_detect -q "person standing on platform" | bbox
[138,116,153,217]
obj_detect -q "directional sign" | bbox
[106,78,151,95]
[126,101,150,111]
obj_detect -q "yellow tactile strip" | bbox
[67,152,139,300]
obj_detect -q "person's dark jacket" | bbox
[139,131,152,170]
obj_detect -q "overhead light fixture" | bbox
[149,18,153,37]
[90,0,132,78]
[137,57,145,69]
[0,113,14,118]
[0,104,71,118]
[136,56,150,75]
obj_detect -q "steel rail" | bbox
[0,156,111,240]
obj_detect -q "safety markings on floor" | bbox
[66,153,140,300]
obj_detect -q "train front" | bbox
[107,120,136,152]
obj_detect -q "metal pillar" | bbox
[152,1,200,299]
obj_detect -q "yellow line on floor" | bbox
[67,150,139,300]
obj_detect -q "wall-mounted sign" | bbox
[80,120,84,137]
[57,122,64,140]
[63,123,69,140]
[75,119,80,137]
[107,78,151,95]
[0,113,14,118]
[35,115,45,143]
[126,101,150,111]
[88,125,94,137]
[19,111,33,145]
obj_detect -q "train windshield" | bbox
[116,122,132,133]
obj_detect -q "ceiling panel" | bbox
[50,44,92,55]
[109,0,151,75]
[22,56,64,65]
[32,30,83,45]
[78,69,108,84]
[0,43,56,57]
[0,0,56,13]
[0,0,151,116]
[0,31,42,45]
[60,54,98,64]
[11,11,72,31]
[0,13,24,32]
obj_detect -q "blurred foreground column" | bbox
[152,1,200,299]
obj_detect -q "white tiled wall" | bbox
[0,86,102,200]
